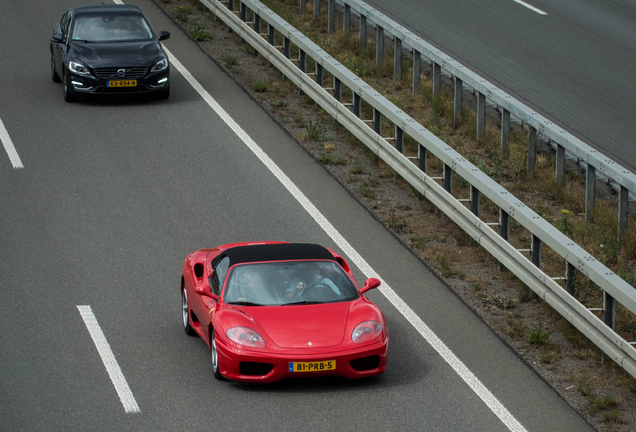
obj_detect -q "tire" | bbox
[182,288,196,336]
[63,68,77,102]
[51,51,61,83]
[211,329,224,380]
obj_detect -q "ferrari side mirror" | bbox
[195,285,218,300]
[159,31,171,41]
[359,278,381,295]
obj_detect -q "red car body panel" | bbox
[180,241,388,383]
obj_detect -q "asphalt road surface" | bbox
[363,0,636,172]
[0,0,595,431]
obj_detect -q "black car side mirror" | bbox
[52,34,64,43]
[158,31,171,41]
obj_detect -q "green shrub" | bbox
[252,80,269,92]
[528,325,552,345]
[190,24,212,41]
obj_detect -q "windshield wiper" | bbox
[230,301,263,306]
[283,300,324,306]
[73,39,94,43]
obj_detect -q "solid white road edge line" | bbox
[0,117,23,169]
[513,0,547,15]
[77,305,140,414]
[161,46,528,432]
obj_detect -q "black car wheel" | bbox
[63,68,77,102]
[182,288,196,336]
[211,329,224,380]
[51,51,61,83]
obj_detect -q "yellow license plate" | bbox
[288,360,336,372]
[108,80,137,87]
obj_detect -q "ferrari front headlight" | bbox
[226,327,266,348]
[352,321,383,344]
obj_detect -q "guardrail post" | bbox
[253,13,261,56]
[501,109,510,158]
[360,15,367,51]
[394,38,402,81]
[412,50,421,95]
[603,292,615,330]
[298,49,306,95]
[476,92,486,139]
[328,0,335,34]
[453,77,462,128]
[227,0,234,33]
[283,36,291,59]
[240,2,246,22]
[300,0,306,14]
[618,185,629,242]
[267,24,275,67]
[314,0,320,18]
[344,4,351,35]
[555,144,565,186]
[470,186,480,217]
[316,63,323,87]
[527,126,537,173]
[353,93,361,117]
[334,77,341,102]
[443,164,452,193]
[497,209,509,271]
[529,234,541,299]
[585,165,595,223]
[418,144,427,174]
[395,126,403,153]
[376,26,384,68]
[565,262,576,296]
[433,62,441,96]
[373,108,382,135]
[499,209,509,240]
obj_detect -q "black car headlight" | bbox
[69,61,91,77]
[151,58,168,73]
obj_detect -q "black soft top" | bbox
[212,243,335,268]
[73,5,142,16]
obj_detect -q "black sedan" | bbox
[50,4,171,102]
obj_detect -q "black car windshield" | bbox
[223,261,359,306]
[72,15,153,42]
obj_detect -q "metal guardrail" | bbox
[198,0,636,379]
[334,0,635,234]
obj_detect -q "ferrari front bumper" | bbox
[216,337,388,383]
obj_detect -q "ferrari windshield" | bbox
[72,15,153,42]
[223,261,359,306]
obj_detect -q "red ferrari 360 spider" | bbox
[180,242,388,383]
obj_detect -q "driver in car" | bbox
[284,263,341,297]
[235,268,269,303]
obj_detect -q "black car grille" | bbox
[350,355,380,371]
[239,362,274,376]
[94,67,148,79]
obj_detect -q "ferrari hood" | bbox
[72,41,162,68]
[248,303,350,348]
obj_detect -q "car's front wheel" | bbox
[182,288,196,336]
[51,51,61,83]
[63,68,77,102]
[211,329,224,380]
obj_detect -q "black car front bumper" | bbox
[68,66,169,95]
